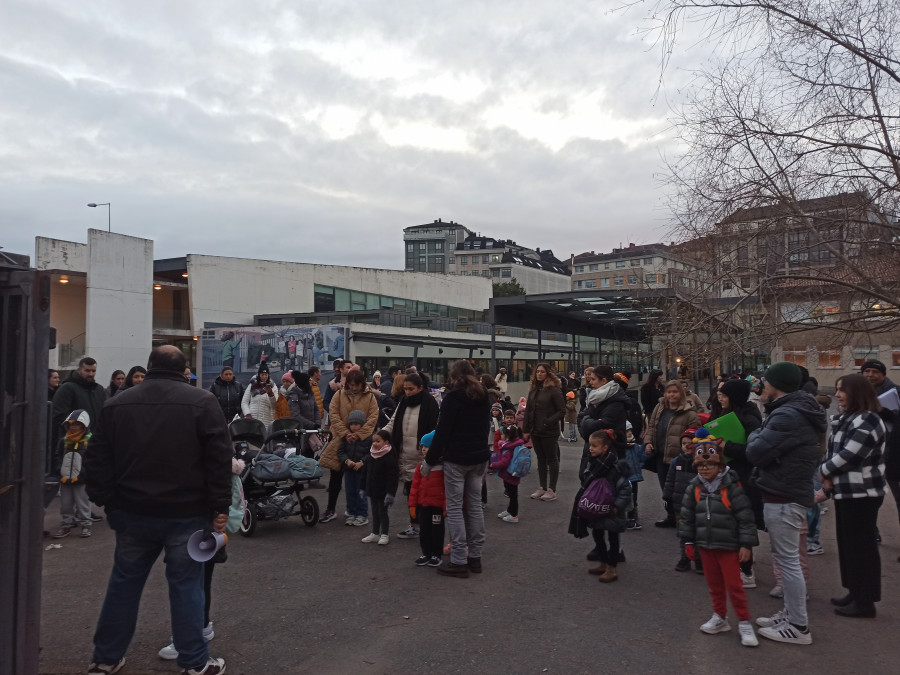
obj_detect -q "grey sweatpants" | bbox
[444,461,487,565]
[60,483,92,528]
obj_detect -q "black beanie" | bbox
[860,359,886,375]
[293,372,311,392]
[258,360,269,375]
[765,361,802,393]
[720,379,751,409]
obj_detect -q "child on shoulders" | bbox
[409,431,445,567]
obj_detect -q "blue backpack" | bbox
[506,444,532,478]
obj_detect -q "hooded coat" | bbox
[577,382,631,461]
[678,468,759,551]
[746,390,827,508]
[52,371,107,432]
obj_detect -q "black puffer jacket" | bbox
[578,386,630,461]
[365,449,399,501]
[283,386,321,428]
[209,377,245,422]
[568,455,633,536]
[425,387,491,466]
[746,390,827,508]
[663,453,697,506]
[678,469,759,551]
[874,377,900,481]
[52,371,106,431]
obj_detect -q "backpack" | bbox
[59,440,87,484]
[506,444,532,478]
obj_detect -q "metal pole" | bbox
[537,329,542,362]
[490,325,497,375]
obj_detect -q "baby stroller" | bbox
[229,418,322,537]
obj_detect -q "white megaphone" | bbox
[187,530,228,562]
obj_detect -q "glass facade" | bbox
[313,284,486,321]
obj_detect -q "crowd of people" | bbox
[44,349,898,672]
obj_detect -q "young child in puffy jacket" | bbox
[623,421,645,530]
[491,423,524,524]
[52,409,93,539]
[679,428,759,647]
[361,430,399,545]
[409,430,445,567]
[665,427,700,572]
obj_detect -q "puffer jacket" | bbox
[409,461,445,511]
[319,389,379,472]
[569,456,632,534]
[644,401,702,464]
[283,385,321,428]
[52,371,107,432]
[425,387,491,467]
[663,453,697,507]
[678,468,758,551]
[364,448,399,501]
[209,377,244,422]
[240,377,279,427]
[490,439,523,486]
[523,382,566,439]
[746,390,827,508]
[578,384,630,451]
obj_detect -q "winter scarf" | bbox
[371,442,393,459]
[390,390,439,455]
[587,381,620,407]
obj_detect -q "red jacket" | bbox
[408,462,446,512]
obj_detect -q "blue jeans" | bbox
[344,469,368,517]
[92,511,209,670]
[764,502,809,627]
[444,461,487,565]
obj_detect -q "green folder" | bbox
[704,412,746,445]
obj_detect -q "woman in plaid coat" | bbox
[819,374,887,619]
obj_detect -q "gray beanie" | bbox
[347,409,367,426]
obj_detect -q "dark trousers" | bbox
[532,435,560,491]
[371,498,390,535]
[628,482,639,519]
[506,483,519,517]
[203,561,215,626]
[835,496,883,603]
[418,506,444,557]
[887,479,900,525]
[657,459,674,516]
[326,468,343,512]
[591,527,620,565]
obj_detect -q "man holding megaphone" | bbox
[85,346,232,675]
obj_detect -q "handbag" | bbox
[577,477,615,520]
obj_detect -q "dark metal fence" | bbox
[0,252,51,675]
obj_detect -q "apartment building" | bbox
[402,220,473,273]
[569,243,696,292]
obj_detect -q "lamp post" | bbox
[87,203,110,232]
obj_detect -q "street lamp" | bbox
[87,203,111,232]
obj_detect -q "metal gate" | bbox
[0,251,51,675]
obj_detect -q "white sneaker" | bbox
[497,511,509,519]
[353,516,369,527]
[345,516,355,526]
[741,572,757,589]
[378,534,389,545]
[807,542,824,555]
[758,619,812,645]
[361,533,380,543]
[700,613,731,634]
[158,623,214,659]
[769,585,783,598]
[530,488,546,499]
[502,514,519,523]
[738,621,759,647]
[756,609,787,627]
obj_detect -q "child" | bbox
[562,391,578,442]
[361,429,399,545]
[568,429,632,582]
[492,423,525,523]
[337,409,371,527]
[664,427,701,572]
[622,421,645,530]
[409,431,445,566]
[678,428,759,647]
[52,410,93,538]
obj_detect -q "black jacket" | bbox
[746,390,827,508]
[578,388,630,459]
[364,449,400,501]
[52,372,106,432]
[84,369,233,518]
[209,377,245,422]
[425,387,491,466]
[523,383,566,439]
[874,377,900,481]
[640,372,663,414]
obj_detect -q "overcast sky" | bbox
[0,0,702,268]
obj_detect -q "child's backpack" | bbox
[506,444,532,478]
[59,440,87,484]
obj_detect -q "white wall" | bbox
[187,254,493,330]
[85,230,154,371]
[510,266,571,294]
[34,237,88,272]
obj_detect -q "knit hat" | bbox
[491,402,503,414]
[258,360,269,375]
[566,390,575,400]
[64,409,90,429]
[719,379,751,408]
[347,409,367,426]
[294,372,311,391]
[764,361,802,393]
[692,427,724,466]
[281,372,294,384]
[373,370,382,378]
[860,359,886,375]
[420,430,435,447]
[681,426,698,440]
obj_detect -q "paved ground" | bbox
[40,442,899,674]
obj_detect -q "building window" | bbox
[419,242,426,251]
[448,257,454,265]
[491,254,500,263]
[615,261,626,268]
[643,258,653,265]
[589,264,599,271]
[435,241,443,251]
[419,256,426,267]
[406,243,414,252]
[600,278,610,288]
[460,256,467,265]
[723,280,733,291]
[783,347,807,367]
[604,263,610,270]
[584,279,597,288]
[492,268,500,277]
[480,255,488,264]
[657,274,666,284]
[853,347,879,367]
[628,275,638,285]
[575,265,585,273]
[630,259,640,267]
[740,276,752,288]
[818,348,842,368]
[500,268,512,277]
[434,255,444,266]
[892,347,900,368]
[482,270,491,277]
[614,276,624,287]
[575,280,584,289]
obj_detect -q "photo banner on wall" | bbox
[201,324,347,389]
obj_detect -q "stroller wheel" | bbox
[300,496,319,527]
[239,505,258,537]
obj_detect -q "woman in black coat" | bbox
[640,370,664,415]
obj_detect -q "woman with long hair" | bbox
[643,380,701,527]
[523,363,567,502]
[819,374,887,618]
[640,370,664,415]
[423,360,490,577]
[106,370,125,398]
